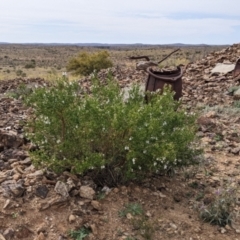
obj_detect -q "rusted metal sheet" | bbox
[145,66,184,101]
[233,58,240,78]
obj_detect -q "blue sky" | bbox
[0,0,240,44]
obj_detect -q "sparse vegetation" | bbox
[195,180,238,226]
[119,203,143,218]
[69,227,90,240]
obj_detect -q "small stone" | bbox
[113,188,119,193]
[145,211,151,217]
[68,214,76,223]
[159,192,167,198]
[0,234,6,240]
[3,199,11,209]
[90,224,98,235]
[13,174,21,181]
[91,200,102,210]
[231,147,240,155]
[26,170,44,178]
[36,223,47,234]
[220,227,227,234]
[3,228,14,239]
[20,157,32,165]
[8,183,25,197]
[225,224,232,230]
[79,186,95,200]
[169,223,178,230]
[34,232,45,240]
[126,213,133,219]
[54,181,69,198]
[35,185,49,199]
[8,159,18,164]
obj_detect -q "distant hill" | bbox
[0,42,229,48]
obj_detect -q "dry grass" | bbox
[0,44,226,80]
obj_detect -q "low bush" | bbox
[66,51,113,76]
[196,180,238,226]
[24,75,201,185]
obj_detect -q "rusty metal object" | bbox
[128,48,184,101]
[145,66,185,101]
[233,58,240,78]
[128,56,151,61]
[157,48,180,64]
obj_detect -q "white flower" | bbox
[154,162,157,166]
[56,139,61,144]
[101,165,105,169]
[138,166,142,170]
[132,158,136,164]
[125,146,129,150]
[143,150,147,154]
[129,137,133,141]
[163,121,167,126]
[164,165,167,169]
[146,140,149,144]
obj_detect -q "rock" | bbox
[169,223,178,230]
[3,228,14,240]
[0,234,6,240]
[35,185,49,199]
[79,186,95,200]
[211,63,235,74]
[231,147,240,154]
[36,223,47,234]
[0,129,24,148]
[90,224,98,235]
[54,181,69,198]
[91,200,102,211]
[1,182,25,197]
[68,214,76,223]
[220,227,227,234]
[34,232,45,240]
[66,178,76,191]
[3,199,11,209]
[236,229,240,234]
[26,170,44,178]
[145,211,152,217]
[19,157,32,165]
[126,213,133,219]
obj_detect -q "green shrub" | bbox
[24,75,201,185]
[66,51,113,76]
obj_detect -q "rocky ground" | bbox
[1,44,240,240]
